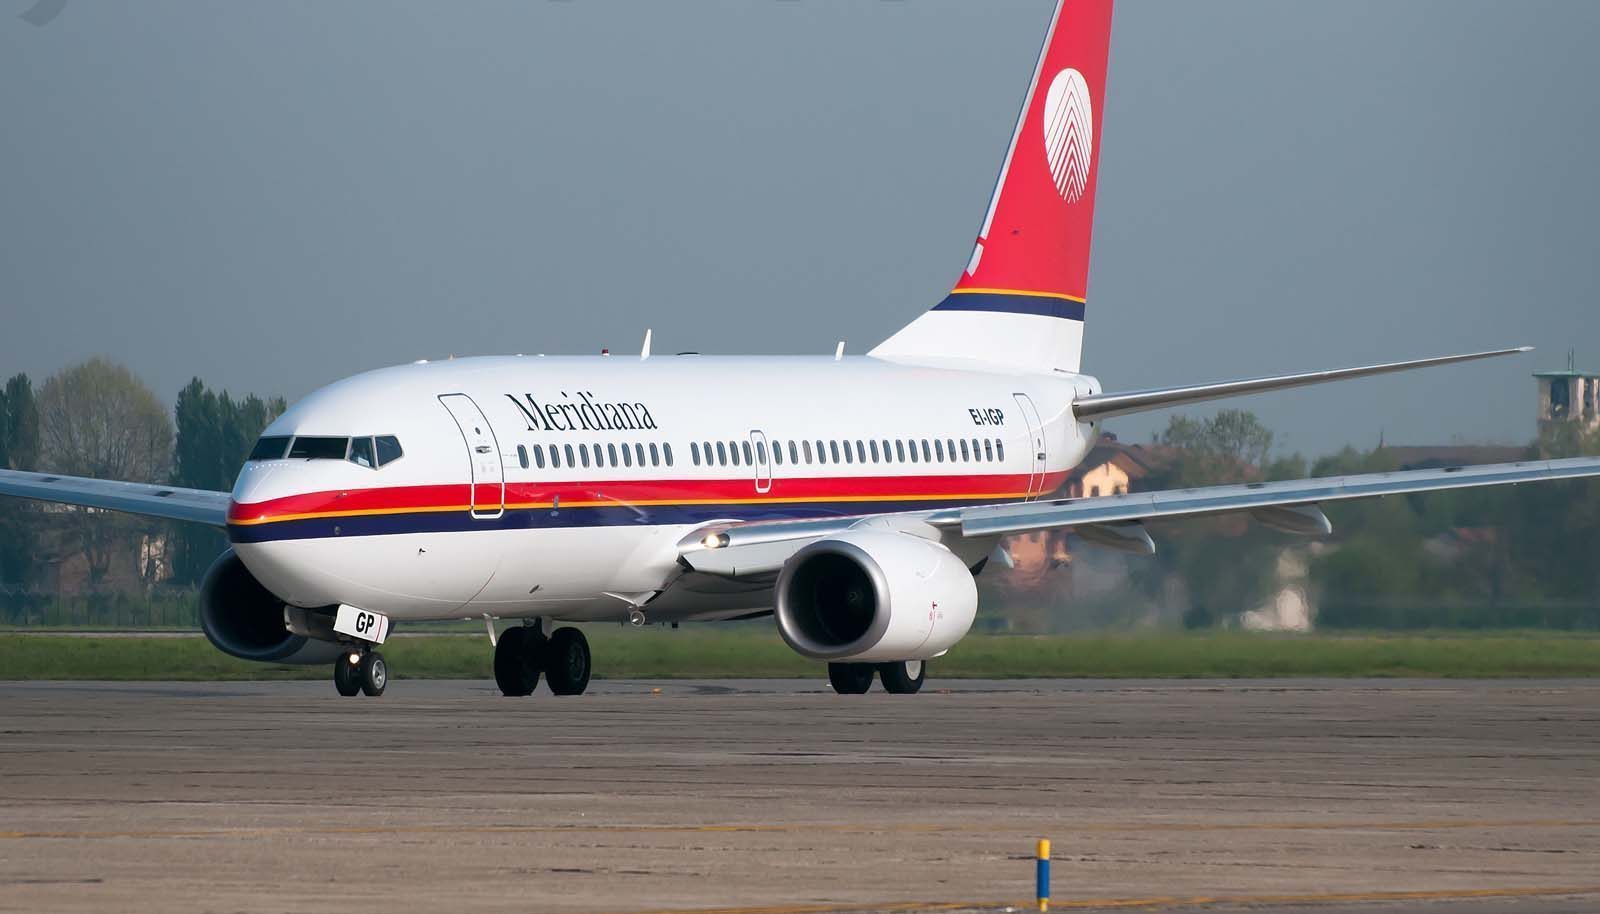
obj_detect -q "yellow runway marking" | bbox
[594,885,1600,914]
[1,817,1596,841]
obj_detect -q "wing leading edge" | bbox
[1073,347,1531,422]
[957,457,1600,537]
[679,457,1600,578]
[0,468,230,527]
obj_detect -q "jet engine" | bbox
[199,550,343,664]
[774,530,977,662]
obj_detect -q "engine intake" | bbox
[200,550,343,665]
[775,530,977,662]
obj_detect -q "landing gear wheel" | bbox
[359,651,387,697]
[333,652,362,697]
[878,660,926,694]
[494,626,542,697]
[828,662,875,695]
[543,627,592,696]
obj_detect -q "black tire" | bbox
[877,660,926,695]
[544,627,592,696]
[359,651,388,697]
[494,627,541,697]
[828,662,875,694]
[333,652,362,697]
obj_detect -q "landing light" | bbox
[701,532,730,550]
[347,652,361,665]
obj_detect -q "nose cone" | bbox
[228,462,291,527]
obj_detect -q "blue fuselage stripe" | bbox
[227,498,997,544]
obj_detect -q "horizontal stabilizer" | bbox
[1074,347,1531,422]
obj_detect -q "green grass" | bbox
[1,629,1597,680]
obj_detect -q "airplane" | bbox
[4,0,1599,699]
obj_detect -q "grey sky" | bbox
[2,1,1596,457]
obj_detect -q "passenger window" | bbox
[815,440,827,464]
[771,441,782,465]
[635,443,646,467]
[565,444,576,467]
[996,440,1005,461]
[690,442,700,466]
[729,441,741,466]
[907,440,918,463]
[608,443,619,467]
[716,441,728,465]
[855,440,866,463]
[788,441,800,465]
[516,444,529,470]
[983,439,994,461]
[895,440,906,462]
[650,443,660,466]
[841,440,853,464]
[375,435,404,467]
[579,444,591,468]
[288,436,348,460]
[625,443,635,467]
[551,445,562,469]
[934,439,945,463]
[802,440,813,464]
[533,445,545,469]
[921,439,932,462]
[248,435,291,461]
[869,440,880,463]
[664,443,673,466]
[756,441,767,464]
[741,441,753,465]
[829,440,840,463]
[960,439,970,461]
[946,439,956,462]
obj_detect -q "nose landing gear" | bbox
[332,649,387,697]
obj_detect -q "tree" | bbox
[0,374,42,598]
[168,381,286,586]
[37,359,173,590]
[1156,409,1275,487]
[169,379,222,585]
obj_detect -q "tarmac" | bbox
[0,678,1597,914]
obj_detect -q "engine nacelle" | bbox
[774,530,977,662]
[199,550,344,665]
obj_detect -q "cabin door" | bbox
[438,394,506,519]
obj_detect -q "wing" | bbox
[0,468,230,527]
[678,457,1600,576]
[1073,347,1529,422]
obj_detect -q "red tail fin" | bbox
[873,0,1113,372]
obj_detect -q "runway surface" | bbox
[1,679,1597,914]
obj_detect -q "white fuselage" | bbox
[227,355,1101,623]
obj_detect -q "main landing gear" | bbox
[828,660,927,695]
[333,649,387,697]
[494,621,592,697]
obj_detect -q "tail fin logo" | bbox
[1042,68,1094,203]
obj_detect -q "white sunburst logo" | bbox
[1042,67,1093,203]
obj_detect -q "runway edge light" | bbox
[1036,838,1050,912]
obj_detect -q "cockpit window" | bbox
[287,436,349,460]
[348,437,376,469]
[247,436,291,461]
[375,436,403,466]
